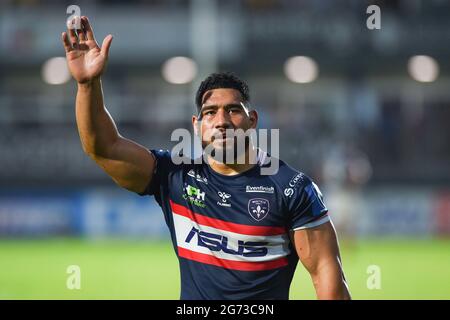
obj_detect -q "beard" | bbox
[202,135,251,164]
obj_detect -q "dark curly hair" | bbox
[195,72,250,112]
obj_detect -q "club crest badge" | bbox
[248,198,270,221]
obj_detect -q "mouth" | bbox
[210,133,235,148]
[212,138,234,147]
[214,135,233,140]
[211,131,233,141]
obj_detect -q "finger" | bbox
[72,16,86,43]
[77,25,86,42]
[66,17,79,47]
[81,16,95,41]
[61,32,73,52]
[101,35,113,58]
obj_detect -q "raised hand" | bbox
[61,16,113,84]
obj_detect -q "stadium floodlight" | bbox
[162,56,198,84]
[284,56,319,84]
[42,57,71,85]
[408,55,439,83]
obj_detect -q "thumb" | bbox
[101,35,113,58]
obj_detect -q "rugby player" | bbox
[61,16,351,300]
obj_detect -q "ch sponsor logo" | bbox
[245,185,275,194]
[248,198,270,221]
[284,188,294,197]
[187,169,208,184]
[217,191,232,207]
[183,184,207,208]
[284,173,304,198]
[289,173,304,188]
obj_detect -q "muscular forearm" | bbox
[76,78,119,157]
[311,261,351,300]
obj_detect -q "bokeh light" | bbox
[161,56,198,84]
[284,56,319,83]
[408,55,439,83]
[41,57,71,85]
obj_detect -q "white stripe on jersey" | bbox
[292,214,330,231]
[173,212,291,263]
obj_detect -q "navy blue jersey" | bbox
[138,149,329,300]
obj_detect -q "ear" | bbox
[192,115,200,136]
[249,110,258,129]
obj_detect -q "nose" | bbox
[214,108,232,129]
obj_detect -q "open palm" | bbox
[61,16,113,84]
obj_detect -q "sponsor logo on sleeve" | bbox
[284,173,304,198]
[284,188,294,197]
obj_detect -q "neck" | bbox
[207,145,258,176]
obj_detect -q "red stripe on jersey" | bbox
[170,200,286,236]
[177,247,289,271]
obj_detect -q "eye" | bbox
[229,107,242,114]
[202,110,216,117]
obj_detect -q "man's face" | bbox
[192,88,258,154]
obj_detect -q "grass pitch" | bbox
[0,238,449,299]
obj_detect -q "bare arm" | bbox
[62,16,154,193]
[292,220,351,300]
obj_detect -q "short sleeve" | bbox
[287,174,329,231]
[138,149,174,202]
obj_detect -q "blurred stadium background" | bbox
[1,0,450,299]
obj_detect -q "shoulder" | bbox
[259,152,314,198]
[151,149,193,162]
[151,149,201,171]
